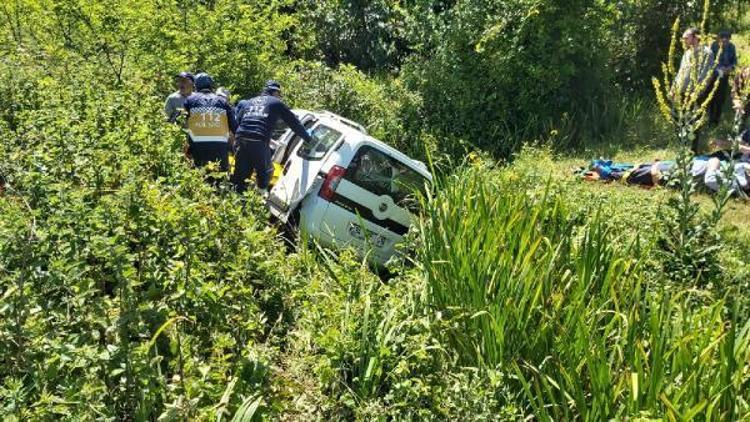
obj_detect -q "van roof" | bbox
[296,109,432,180]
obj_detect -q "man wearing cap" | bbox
[708,30,738,126]
[164,71,194,123]
[183,72,237,172]
[232,80,313,194]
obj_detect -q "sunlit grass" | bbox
[415,162,750,419]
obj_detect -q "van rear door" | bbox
[318,145,428,261]
[267,123,344,222]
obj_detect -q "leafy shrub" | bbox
[0,63,296,419]
[296,0,408,71]
[401,0,617,156]
[278,62,419,147]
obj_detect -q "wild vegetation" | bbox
[1,0,749,420]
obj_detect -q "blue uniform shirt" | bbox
[711,41,737,71]
[235,94,312,143]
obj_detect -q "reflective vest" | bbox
[184,92,237,143]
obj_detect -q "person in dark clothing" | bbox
[708,30,738,126]
[232,80,313,193]
[184,73,237,174]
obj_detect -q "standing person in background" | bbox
[232,80,313,194]
[673,28,715,98]
[673,27,716,153]
[164,71,194,123]
[708,30,737,126]
[183,73,237,173]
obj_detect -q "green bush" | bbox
[0,62,295,419]
[400,0,617,156]
[276,62,422,154]
[296,0,407,71]
[1,1,748,420]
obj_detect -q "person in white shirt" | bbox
[164,71,194,123]
[673,28,715,99]
[672,28,716,152]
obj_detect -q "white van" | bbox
[267,110,431,264]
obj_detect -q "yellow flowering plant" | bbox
[650,1,730,284]
[652,17,719,152]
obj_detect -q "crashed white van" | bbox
[267,110,431,264]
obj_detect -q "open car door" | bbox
[270,111,315,157]
[267,123,344,222]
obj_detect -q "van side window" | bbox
[297,124,342,160]
[272,120,289,142]
[279,119,316,164]
[344,146,428,210]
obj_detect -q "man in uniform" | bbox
[183,73,237,172]
[232,80,313,193]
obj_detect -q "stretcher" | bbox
[228,155,283,187]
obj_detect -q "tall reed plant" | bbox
[416,165,750,419]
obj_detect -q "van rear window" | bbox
[297,124,342,160]
[344,146,428,211]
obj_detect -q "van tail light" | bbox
[319,165,346,201]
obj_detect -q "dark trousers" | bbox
[191,142,229,171]
[708,75,729,126]
[231,138,272,193]
[190,143,229,187]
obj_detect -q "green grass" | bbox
[414,156,750,419]
[2,2,750,421]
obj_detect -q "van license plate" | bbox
[348,223,386,248]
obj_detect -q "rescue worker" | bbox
[183,72,237,172]
[164,71,194,123]
[232,80,313,193]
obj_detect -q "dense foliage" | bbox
[297,0,737,153]
[1,0,749,420]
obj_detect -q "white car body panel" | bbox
[267,110,432,265]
